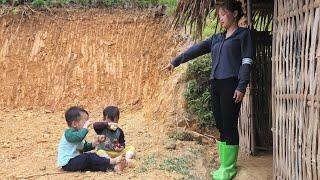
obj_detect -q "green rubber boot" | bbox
[210,141,226,178]
[212,144,239,180]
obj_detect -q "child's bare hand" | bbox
[92,135,106,146]
[97,135,106,143]
[108,122,118,130]
[83,120,92,129]
[108,122,118,127]
[114,146,124,152]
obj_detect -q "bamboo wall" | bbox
[272,0,320,179]
[239,85,254,154]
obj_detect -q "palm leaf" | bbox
[172,0,274,39]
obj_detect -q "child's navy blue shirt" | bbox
[171,27,253,92]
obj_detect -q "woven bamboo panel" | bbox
[272,0,320,179]
[239,85,254,154]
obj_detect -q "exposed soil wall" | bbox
[0,9,187,117]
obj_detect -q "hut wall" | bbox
[239,86,254,154]
[272,0,320,179]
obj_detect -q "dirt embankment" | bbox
[0,8,188,118]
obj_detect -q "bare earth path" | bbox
[0,108,272,180]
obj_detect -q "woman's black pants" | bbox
[211,77,242,145]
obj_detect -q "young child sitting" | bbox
[57,106,127,172]
[93,106,135,164]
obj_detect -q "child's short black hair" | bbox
[103,106,119,122]
[65,106,89,126]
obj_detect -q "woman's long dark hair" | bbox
[218,0,244,21]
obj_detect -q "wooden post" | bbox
[247,0,253,29]
[247,0,255,155]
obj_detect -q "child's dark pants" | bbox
[62,153,112,172]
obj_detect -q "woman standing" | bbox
[164,0,253,179]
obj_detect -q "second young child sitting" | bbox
[93,106,135,164]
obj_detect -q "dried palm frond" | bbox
[252,5,273,31]
[172,0,215,39]
[172,0,274,39]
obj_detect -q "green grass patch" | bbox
[184,55,215,129]
[186,146,201,156]
[159,157,192,175]
[0,0,178,12]
[135,154,158,173]
[168,131,194,141]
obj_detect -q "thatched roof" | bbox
[172,0,274,39]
